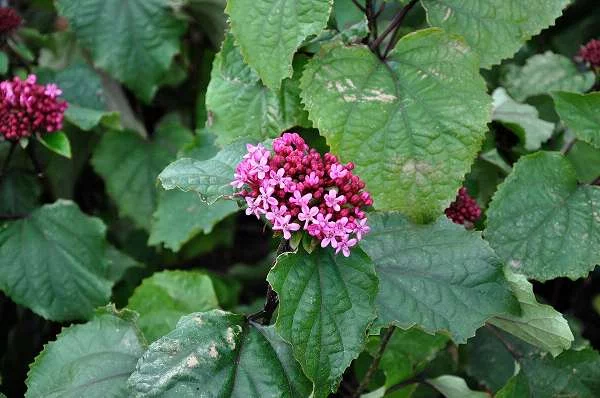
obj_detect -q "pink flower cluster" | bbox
[445,187,481,226]
[0,75,68,141]
[0,7,22,35]
[232,132,372,257]
[578,39,600,69]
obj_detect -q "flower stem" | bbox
[248,239,290,325]
[26,140,55,202]
[370,0,418,57]
[352,327,396,397]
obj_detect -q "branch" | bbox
[560,136,576,155]
[248,239,290,325]
[351,0,366,13]
[485,324,523,360]
[385,374,424,395]
[370,0,418,55]
[26,140,55,202]
[352,327,396,397]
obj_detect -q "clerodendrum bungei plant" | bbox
[0,0,600,397]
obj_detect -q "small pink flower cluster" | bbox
[578,39,600,69]
[232,132,372,257]
[445,187,481,226]
[0,7,22,35]
[0,75,68,141]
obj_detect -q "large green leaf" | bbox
[501,52,596,102]
[567,141,600,184]
[127,270,220,342]
[552,91,600,149]
[158,140,247,203]
[226,0,331,90]
[300,29,491,222]
[488,270,573,356]
[55,0,187,102]
[92,121,192,230]
[25,306,146,398]
[38,63,120,131]
[421,0,569,68]
[485,151,600,281]
[128,310,311,397]
[367,327,449,389]
[492,88,554,151]
[267,247,378,397]
[0,170,41,216]
[360,212,518,343]
[497,349,600,398]
[205,34,309,145]
[0,200,111,321]
[149,190,238,251]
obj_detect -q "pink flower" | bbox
[336,235,358,257]
[44,84,62,98]
[245,197,264,219]
[267,168,291,189]
[329,163,348,179]
[298,206,319,228]
[315,213,332,227]
[324,190,344,211]
[248,154,270,180]
[354,218,370,240]
[333,217,353,236]
[320,222,338,249]
[256,186,278,210]
[273,214,300,240]
[266,204,288,222]
[305,172,319,186]
[290,190,312,208]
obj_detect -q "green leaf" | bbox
[566,141,600,184]
[492,88,555,151]
[464,327,517,392]
[360,212,518,343]
[426,375,489,398]
[37,63,120,131]
[104,245,142,283]
[55,0,187,102]
[158,140,247,203]
[92,122,192,230]
[300,29,491,222]
[368,327,449,388]
[127,270,220,342]
[0,50,8,75]
[149,190,238,251]
[421,0,569,68]
[205,34,309,145]
[226,0,332,90]
[267,247,378,397]
[37,132,71,159]
[128,310,312,397]
[485,151,600,281]
[501,52,596,101]
[488,270,573,356]
[480,148,512,175]
[25,306,146,398]
[497,349,600,398]
[552,91,600,149]
[0,200,112,321]
[0,170,42,216]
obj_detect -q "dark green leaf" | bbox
[485,152,600,281]
[552,91,600,149]
[55,0,187,102]
[25,306,146,398]
[128,310,312,397]
[37,132,71,159]
[360,212,518,343]
[267,247,378,397]
[0,200,112,321]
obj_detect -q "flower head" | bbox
[578,39,600,69]
[0,7,22,36]
[0,75,68,141]
[445,187,481,226]
[232,132,372,256]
